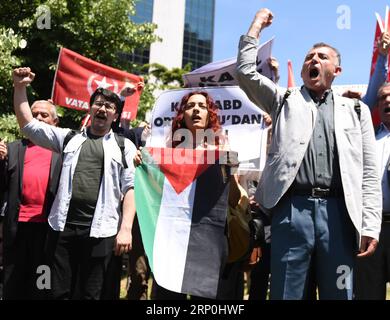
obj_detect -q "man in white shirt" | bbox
[12,67,137,299]
[355,82,390,300]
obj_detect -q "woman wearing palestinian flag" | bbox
[134,91,253,299]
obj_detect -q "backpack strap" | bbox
[353,98,361,121]
[272,89,292,135]
[62,130,79,154]
[114,133,128,169]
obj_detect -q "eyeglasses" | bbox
[184,102,208,110]
[93,100,117,112]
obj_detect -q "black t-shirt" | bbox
[66,130,104,226]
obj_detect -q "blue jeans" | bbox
[270,194,356,300]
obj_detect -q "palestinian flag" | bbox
[134,147,232,299]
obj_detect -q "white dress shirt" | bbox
[376,123,390,212]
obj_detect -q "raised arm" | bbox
[13,67,35,128]
[362,32,390,109]
[246,8,273,39]
[236,8,281,116]
[13,67,70,153]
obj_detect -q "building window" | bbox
[127,0,154,65]
[182,0,215,70]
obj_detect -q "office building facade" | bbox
[131,0,215,70]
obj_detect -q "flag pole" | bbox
[81,114,90,131]
[376,12,385,33]
[51,47,62,101]
[287,60,296,88]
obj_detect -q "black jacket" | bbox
[0,139,62,247]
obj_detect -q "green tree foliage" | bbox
[0,114,22,142]
[0,27,24,109]
[0,26,28,141]
[0,0,158,139]
[56,106,87,130]
[0,0,158,113]
[0,0,192,139]
[131,63,192,127]
[146,63,192,88]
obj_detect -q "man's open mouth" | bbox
[96,113,107,120]
[384,107,390,114]
[309,67,319,79]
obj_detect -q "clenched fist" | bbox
[13,67,35,88]
[254,8,273,28]
[248,8,274,38]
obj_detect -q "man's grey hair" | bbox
[311,42,341,66]
[31,100,58,120]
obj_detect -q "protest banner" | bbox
[147,86,269,173]
[183,38,275,87]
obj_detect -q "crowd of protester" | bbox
[1,6,390,300]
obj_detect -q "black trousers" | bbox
[354,222,390,300]
[3,222,48,300]
[46,224,115,300]
[100,254,122,300]
[127,216,151,300]
[249,243,271,300]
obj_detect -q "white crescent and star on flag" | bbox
[87,74,119,95]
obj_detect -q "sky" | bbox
[213,0,390,87]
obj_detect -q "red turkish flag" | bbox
[387,8,390,82]
[369,20,383,78]
[369,19,383,126]
[51,48,143,120]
